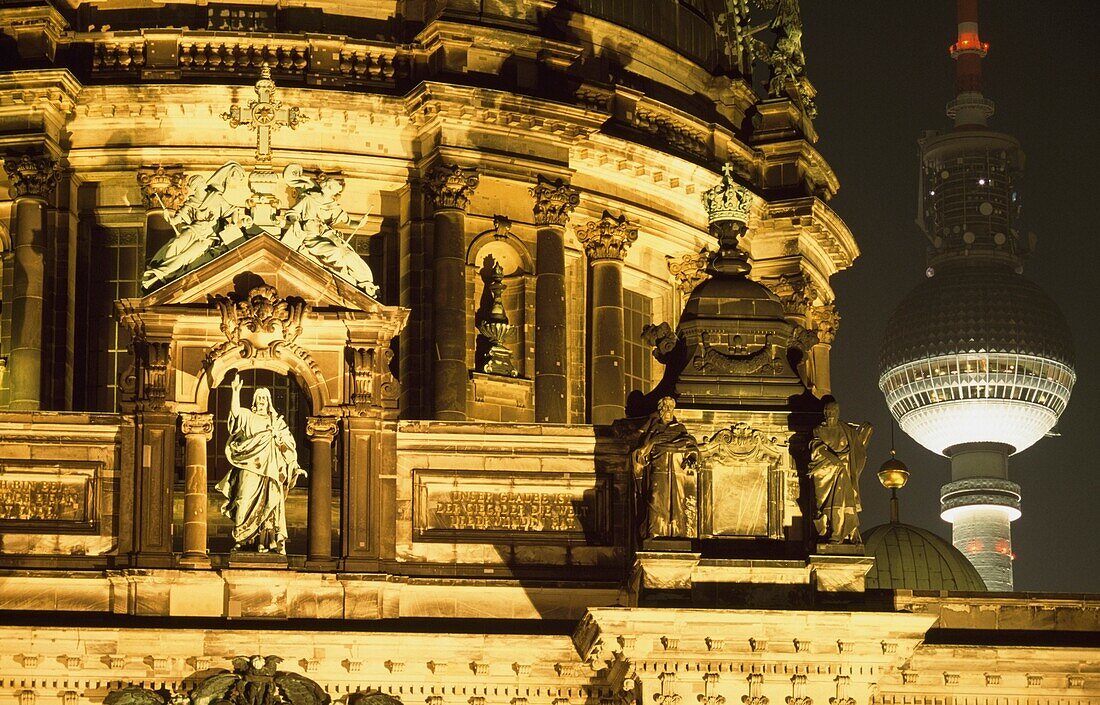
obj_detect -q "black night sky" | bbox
[799,2,1099,592]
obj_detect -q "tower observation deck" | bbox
[878,0,1075,591]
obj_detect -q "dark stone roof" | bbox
[864,522,987,592]
[880,262,1075,373]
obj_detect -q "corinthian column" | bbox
[179,412,213,565]
[425,163,479,421]
[530,175,579,423]
[3,153,60,410]
[809,303,839,396]
[577,211,637,425]
[136,165,188,268]
[306,415,338,564]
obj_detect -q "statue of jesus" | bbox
[215,374,306,554]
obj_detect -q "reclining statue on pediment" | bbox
[141,163,247,290]
[281,165,380,297]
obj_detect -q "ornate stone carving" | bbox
[692,332,784,376]
[218,376,306,554]
[809,397,872,543]
[752,0,816,118]
[742,673,768,705]
[576,211,638,262]
[764,272,818,318]
[786,674,810,705]
[137,165,188,211]
[667,248,712,295]
[117,327,171,410]
[306,416,338,442]
[657,672,682,705]
[631,397,700,540]
[531,175,579,227]
[702,164,752,224]
[810,303,839,344]
[426,163,479,211]
[3,153,60,199]
[209,285,307,363]
[222,66,307,164]
[347,345,398,412]
[475,254,518,377]
[180,412,214,438]
[701,423,785,466]
[188,656,328,705]
[831,675,855,705]
[700,673,725,705]
[641,322,679,365]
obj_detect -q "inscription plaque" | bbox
[413,470,610,544]
[0,462,98,532]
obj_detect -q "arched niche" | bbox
[187,347,329,417]
[177,367,319,556]
[467,224,534,378]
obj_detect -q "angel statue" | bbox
[215,374,306,554]
[281,164,380,297]
[141,163,247,290]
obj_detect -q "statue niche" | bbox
[216,372,306,554]
[630,396,701,540]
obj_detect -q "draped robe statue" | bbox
[808,398,872,543]
[215,376,306,553]
[281,166,380,296]
[631,397,701,539]
[142,164,245,289]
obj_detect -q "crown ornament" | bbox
[701,163,753,224]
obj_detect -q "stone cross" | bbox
[221,65,306,163]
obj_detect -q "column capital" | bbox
[306,416,339,441]
[3,153,60,200]
[666,248,712,295]
[577,210,638,262]
[137,165,189,211]
[180,412,214,438]
[810,303,839,344]
[531,175,579,227]
[426,163,479,211]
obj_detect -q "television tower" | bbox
[878,0,1076,590]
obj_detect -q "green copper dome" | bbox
[864,522,987,591]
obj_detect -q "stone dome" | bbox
[880,261,1074,373]
[864,522,987,591]
[680,275,787,323]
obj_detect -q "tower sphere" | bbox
[879,261,1074,456]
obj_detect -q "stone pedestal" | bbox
[426,164,479,421]
[810,544,874,593]
[179,412,213,567]
[531,176,578,424]
[577,212,637,425]
[627,551,701,605]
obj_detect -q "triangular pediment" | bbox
[138,233,384,313]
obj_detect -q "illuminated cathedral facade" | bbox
[0,1,1094,703]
